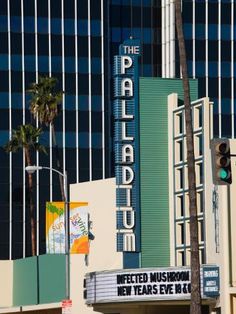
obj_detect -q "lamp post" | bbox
[25,165,70,300]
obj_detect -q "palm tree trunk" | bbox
[25,148,36,256]
[175,1,202,313]
[51,123,65,201]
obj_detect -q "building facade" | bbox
[168,95,212,267]
[0,73,229,313]
[0,0,161,260]
[162,0,235,138]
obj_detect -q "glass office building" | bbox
[162,0,235,138]
[0,1,161,259]
[162,0,236,266]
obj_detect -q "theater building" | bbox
[1,39,236,314]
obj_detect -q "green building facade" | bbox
[139,78,198,267]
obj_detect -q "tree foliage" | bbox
[28,76,62,126]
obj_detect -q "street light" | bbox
[25,165,70,300]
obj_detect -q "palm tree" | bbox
[4,124,46,256]
[175,1,202,313]
[27,76,65,200]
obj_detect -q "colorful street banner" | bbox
[46,202,89,254]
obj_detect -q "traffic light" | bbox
[211,139,232,185]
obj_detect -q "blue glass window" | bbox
[65,36,75,56]
[66,132,76,148]
[234,26,236,40]
[221,99,231,114]
[24,34,35,54]
[38,34,49,55]
[208,24,218,40]
[121,0,131,5]
[24,2,34,16]
[0,33,8,54]
[143,28,152,43]
[195,24,205,40]
[11,55,22,71]
[91,21,101,36]
[92,112,102,132]
[79,132,89,148]
[78,74,88,94]
[79,57,88,73]
[111,28,121,42]
[0,93,9,108]
[195,61,205,77]
[132,28,141,40]
[0,109,8,130]
[92,133,102,149]
[221,62,231,78]
[78,20,88,36]
[51,19,61,34]
[0,131,8,146]
[91,58,101,74]
[142,64,152,76]
[111,0,121,4]
[51,57,62,73]
[51,35,62,56]
[234,63,236,77]
[38,56,49,72]
[91,96,102,111]
[132,0,152,6]
[122,28,132,41]
[187,61,193,77]
[142,0,152,5]
[79,95,88,111]
[25,55,36,71]
[221,25,231,41]
[64,19,75,35]
[0,16,8,32]
[221,78,231,98]
[221,41,231,61]
[10,17,21,33]
[65,57,75,73]
[37,18,48,33]
[12,93,22,109]
[208,62,218,78]
[208,40,218,61]
[0,55,8,70]
[65,94,76,110]
[183,24,192,40]
[24,17,35,33]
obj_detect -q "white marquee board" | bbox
[85,266,219,304]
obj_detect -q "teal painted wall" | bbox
[13,256,38,306]
[13,254,66,306]
[39,254,66,304]
[139,77,198,267]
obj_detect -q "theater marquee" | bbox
[85,266,219,304]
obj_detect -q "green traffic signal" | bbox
[211,139,232,185]
[218,168,229,180]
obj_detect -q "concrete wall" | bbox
[0,260,13,307]
[70,178,123,314]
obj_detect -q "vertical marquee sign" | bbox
[114,39,141,263]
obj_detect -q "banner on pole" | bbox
[46,202,89,254]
